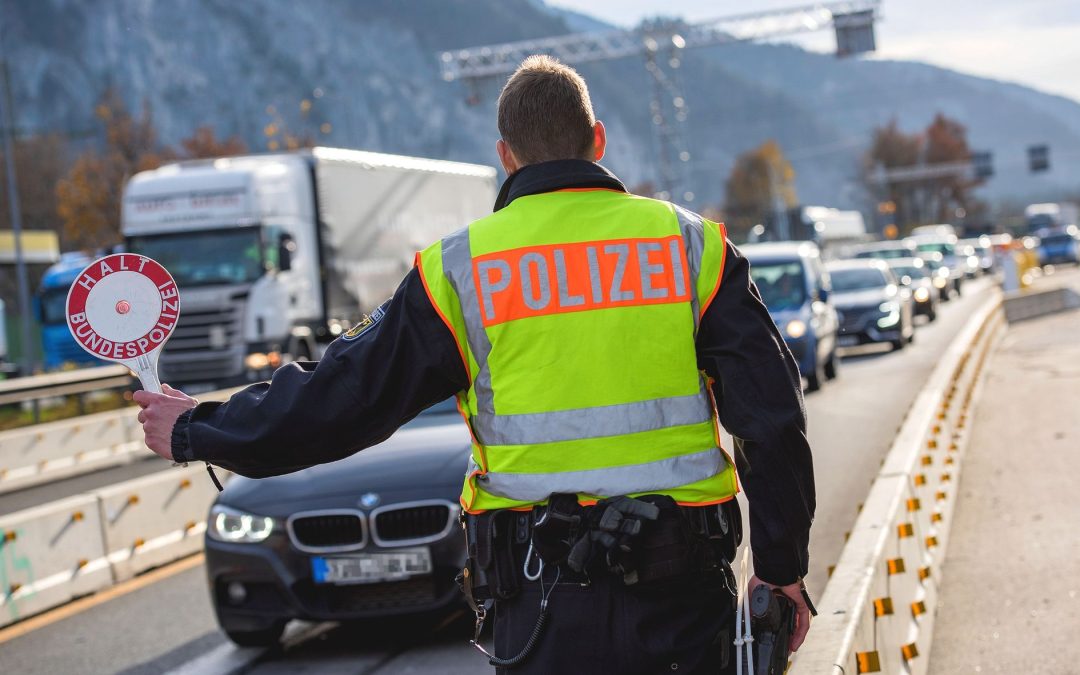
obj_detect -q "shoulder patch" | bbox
[342,300,389,341]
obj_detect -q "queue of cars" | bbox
[742,227,987,394]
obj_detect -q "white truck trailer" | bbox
[121,147,497,389]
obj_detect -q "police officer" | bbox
[136,55,815,674]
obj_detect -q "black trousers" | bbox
[492,567,736,675]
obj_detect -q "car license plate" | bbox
[311,547,433,585]
[838,336,859,347]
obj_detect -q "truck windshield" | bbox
[39,288,69,325]
[127,227,265,287]
[749,261,806,312]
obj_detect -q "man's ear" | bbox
[592,121,607,161]
[497,139,519,175]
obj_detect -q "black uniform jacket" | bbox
[171,160,816,586]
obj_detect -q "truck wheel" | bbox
[224,621,285,647]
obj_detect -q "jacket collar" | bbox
[493,159,627,212]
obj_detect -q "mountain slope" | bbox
[6,0,1078,211]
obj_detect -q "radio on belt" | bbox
[65,253,179,393]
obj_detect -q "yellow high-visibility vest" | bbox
[416,188,738,512]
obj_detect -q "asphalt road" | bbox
[0,277,996,675]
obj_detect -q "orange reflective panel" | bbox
[472,235,690,327]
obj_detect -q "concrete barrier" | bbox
[0,465,228,629]
[1003,285,1080,323]
[0,386,242,495]
[95,464,224,582]
[0,407,145,494]
[0,494,113,627]
[791,291,1005,675]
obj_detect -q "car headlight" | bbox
[785,319,807,339]
[967,255,979,268]
[933,276,947,288]
[208,505,276,543]
[244,351,282,370]
[877,301,900,328]
[914,287,930,303]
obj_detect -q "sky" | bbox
[545,0,1080,104]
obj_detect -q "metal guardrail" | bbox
[0,464,227,628]
[790,291,1005,675]
[0,386,241,495]
[0,365,133,407]
[0,365,134,424]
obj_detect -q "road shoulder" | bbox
[929,306,1080,674]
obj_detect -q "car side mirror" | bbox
[278,233,296,272]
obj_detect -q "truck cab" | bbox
[122,149,496,390]
[37,252,103,370]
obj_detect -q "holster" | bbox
[459,511,523,604]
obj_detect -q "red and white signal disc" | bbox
[66,253,180,364]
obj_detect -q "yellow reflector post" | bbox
[911,600,927,617]
[914,474,927,486]
[873,597,894,616]
[887,558,906,575]
[901,642,919,660]
[907,498,921,512]
[918,566,931,580]
[898,523,914,538]
[856,651,882,673]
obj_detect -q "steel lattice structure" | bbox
[437,0,881,202]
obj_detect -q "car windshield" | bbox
[890,265,926,282]
[749,261,806,311]
[38,287,69,324]
[127,227,265,287]
[856,247,910,259]
[1041,234,1075,246]
[403,397,461,429]
[916,242,956,256]
[830,268,888,291]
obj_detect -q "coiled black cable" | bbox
[486,609,549,669]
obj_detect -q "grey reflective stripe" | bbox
[441,228,495,414]
[673,204,705,325]
[471,387,713,446]
[476,447,726,503]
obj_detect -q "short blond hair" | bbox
[497,55,596,166]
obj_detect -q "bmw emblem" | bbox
[359,492,380,509]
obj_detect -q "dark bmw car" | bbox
[203,399,470,646]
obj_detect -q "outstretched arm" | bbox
[134,268,469,478]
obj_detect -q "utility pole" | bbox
[0,27,36,374]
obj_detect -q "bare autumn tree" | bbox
[55,88,174,249]
[863,114,984,231]
[723,140,797,241]
[180,126,247,159]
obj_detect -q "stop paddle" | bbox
[65,253,179,393]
